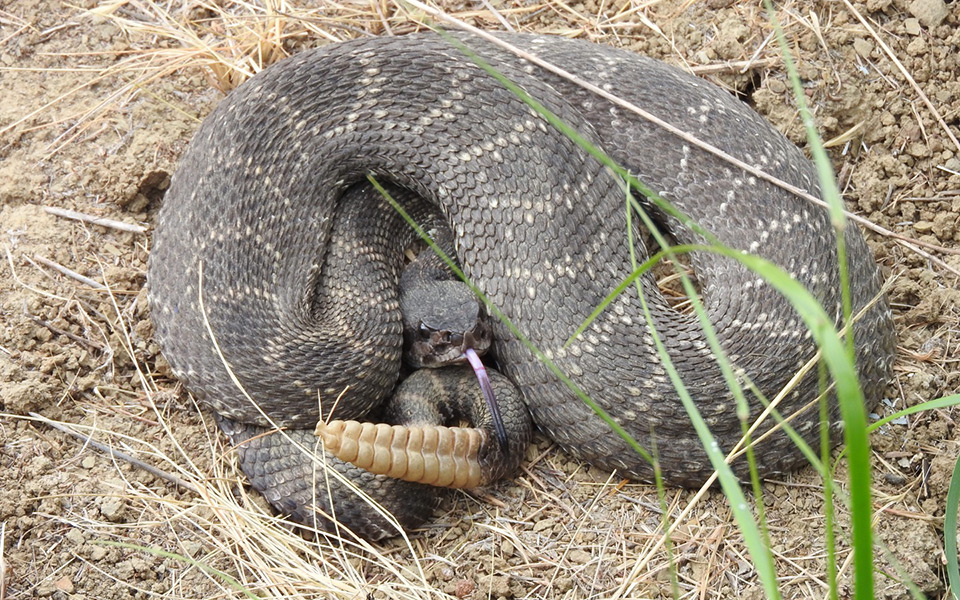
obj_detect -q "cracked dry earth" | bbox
[1,0,959,599]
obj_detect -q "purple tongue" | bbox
[463,348,509,452]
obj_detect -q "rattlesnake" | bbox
[148,32,896,539]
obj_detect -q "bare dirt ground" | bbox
[1,0,959,599]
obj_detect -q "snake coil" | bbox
[148,32,896,540]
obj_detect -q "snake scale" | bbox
[148,32,896,540]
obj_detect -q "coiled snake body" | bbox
[148,32,896,539]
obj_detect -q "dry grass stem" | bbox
[43,206,147,233]
[30,254,107,290]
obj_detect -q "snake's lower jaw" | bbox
[314,420,490,488]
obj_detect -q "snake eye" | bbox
[418,322,432,338]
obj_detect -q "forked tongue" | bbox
[463,347,509,452]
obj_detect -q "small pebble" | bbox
[454,579,475,598]
[884,473,907,485]
[906,37,928,57]
[908,0,948,27]
[853,38,873,58]
[766,79,786,95]
[55,577,75,594]
[65,528,85,545]
[100,496,125,521]
[182,541,203,557]
[533,518,554,532]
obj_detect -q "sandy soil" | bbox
[2,0,959,599]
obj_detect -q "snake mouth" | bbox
[408,319,493,368]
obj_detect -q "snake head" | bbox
[402,280,492,368]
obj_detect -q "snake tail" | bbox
[315,420,488,488]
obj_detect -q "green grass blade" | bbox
[867,394,960,433]
[630,273,782,600]
[945,455,960,600]
[820,369,840,600]
[620,186,781,598]
[764,2,872,597]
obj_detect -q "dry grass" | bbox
[2,0,957,599]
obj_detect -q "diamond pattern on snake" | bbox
[148,32,896,541]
